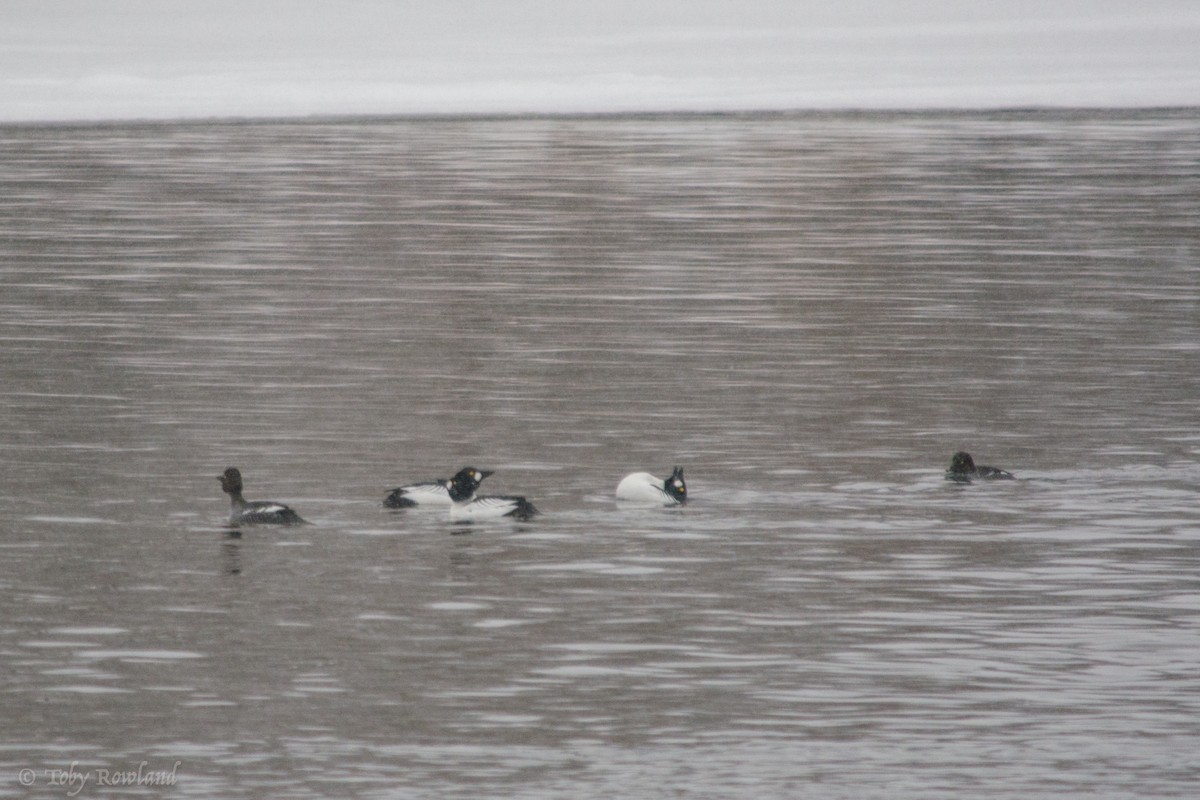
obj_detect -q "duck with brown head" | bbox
[218,467,308,526]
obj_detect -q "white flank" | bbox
[449,496,518,521]
[400,483,453,506]
[615,472,671,505]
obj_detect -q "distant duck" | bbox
[946,452,1015,483]
[384,467,490,508]
[616,466,688,505]
[218,467,307,526]
[440,469,537,521]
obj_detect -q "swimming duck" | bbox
[946,452,1014,483]
[218,467,307,526]
[441,469,537,521]
[616,466,687,505]
[384,467,490,508]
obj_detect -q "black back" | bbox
[505,496,538,520]
[242,502,307,526]
[383,488,419,508]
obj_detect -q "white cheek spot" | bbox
[673,480,683,488]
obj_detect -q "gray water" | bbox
[1,111,1198,798]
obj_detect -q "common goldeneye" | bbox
[384,467,491,508]
[616,466,687,505]
[441,469,537,521]
[946,451,1015,483]
[218,467,307,526]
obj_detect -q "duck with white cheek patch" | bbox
[384,467,490,508]
[440,469,538,521]
[616,466,688,506]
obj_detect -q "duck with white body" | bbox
[441,468,538,521]
[384,467,488,508]
[616,466,688,506]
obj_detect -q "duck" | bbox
[946,451,1015,483]
[440,468,537,521]
[616,466,687,505]
[218,467,307,526]
[384,467,491,508]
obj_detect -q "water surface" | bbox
[1,110,1198,798]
